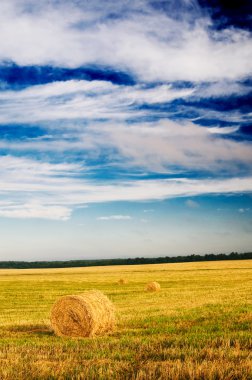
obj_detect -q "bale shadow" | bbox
[8,324,53,336]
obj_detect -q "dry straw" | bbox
[117,278,128,285]
[145,281,161,292]
[50,290,115,338]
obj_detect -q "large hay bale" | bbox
[50,290,115,338]
[145,281,161,292]
[117,278,128,285]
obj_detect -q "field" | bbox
[0,260,251,380]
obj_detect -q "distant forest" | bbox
[0,251,251,269]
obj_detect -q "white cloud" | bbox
[0,80,116,100]
[185,199,199,208]
[0,1,251,82]
[0,201,71,220]
[238,208,250,213]
[0,174,251,206]
[179,106,250,125]
[93,120,252,173]
[140,218,148,223]
[193,81,252,99]
[207,126,239,134]
[97,215,132,220]
[0,155,80,184]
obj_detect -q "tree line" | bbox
[0,251,251,269]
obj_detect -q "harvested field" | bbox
[0,260,251,379]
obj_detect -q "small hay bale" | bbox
[145,281,161,292]
[50,290,115,338]
[117,278,128,285]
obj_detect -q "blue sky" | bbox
[0,0,251,260]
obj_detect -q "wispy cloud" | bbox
[192,81,252,99]
[0,201,71,220]
[0,80,194,124]
[0,119,251,176]
[1,155,252,220]
[97,215,132,221]
[91,120,252,173]
[238,208,250,213]
[207,126,240,134]
[185,199,200,208]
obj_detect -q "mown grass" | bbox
[0,260,251,379]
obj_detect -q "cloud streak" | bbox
[97,215,132,221]
[0,155,252,220]
[0,80,194,123]
[0,201,71,220]
[1,118,252,176]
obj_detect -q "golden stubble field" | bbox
[0,260,251,379]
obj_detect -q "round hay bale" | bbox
[117,278,128,285]
[50,290,115,338]
[145,281,161,292]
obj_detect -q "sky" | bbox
[0,0,252,261]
